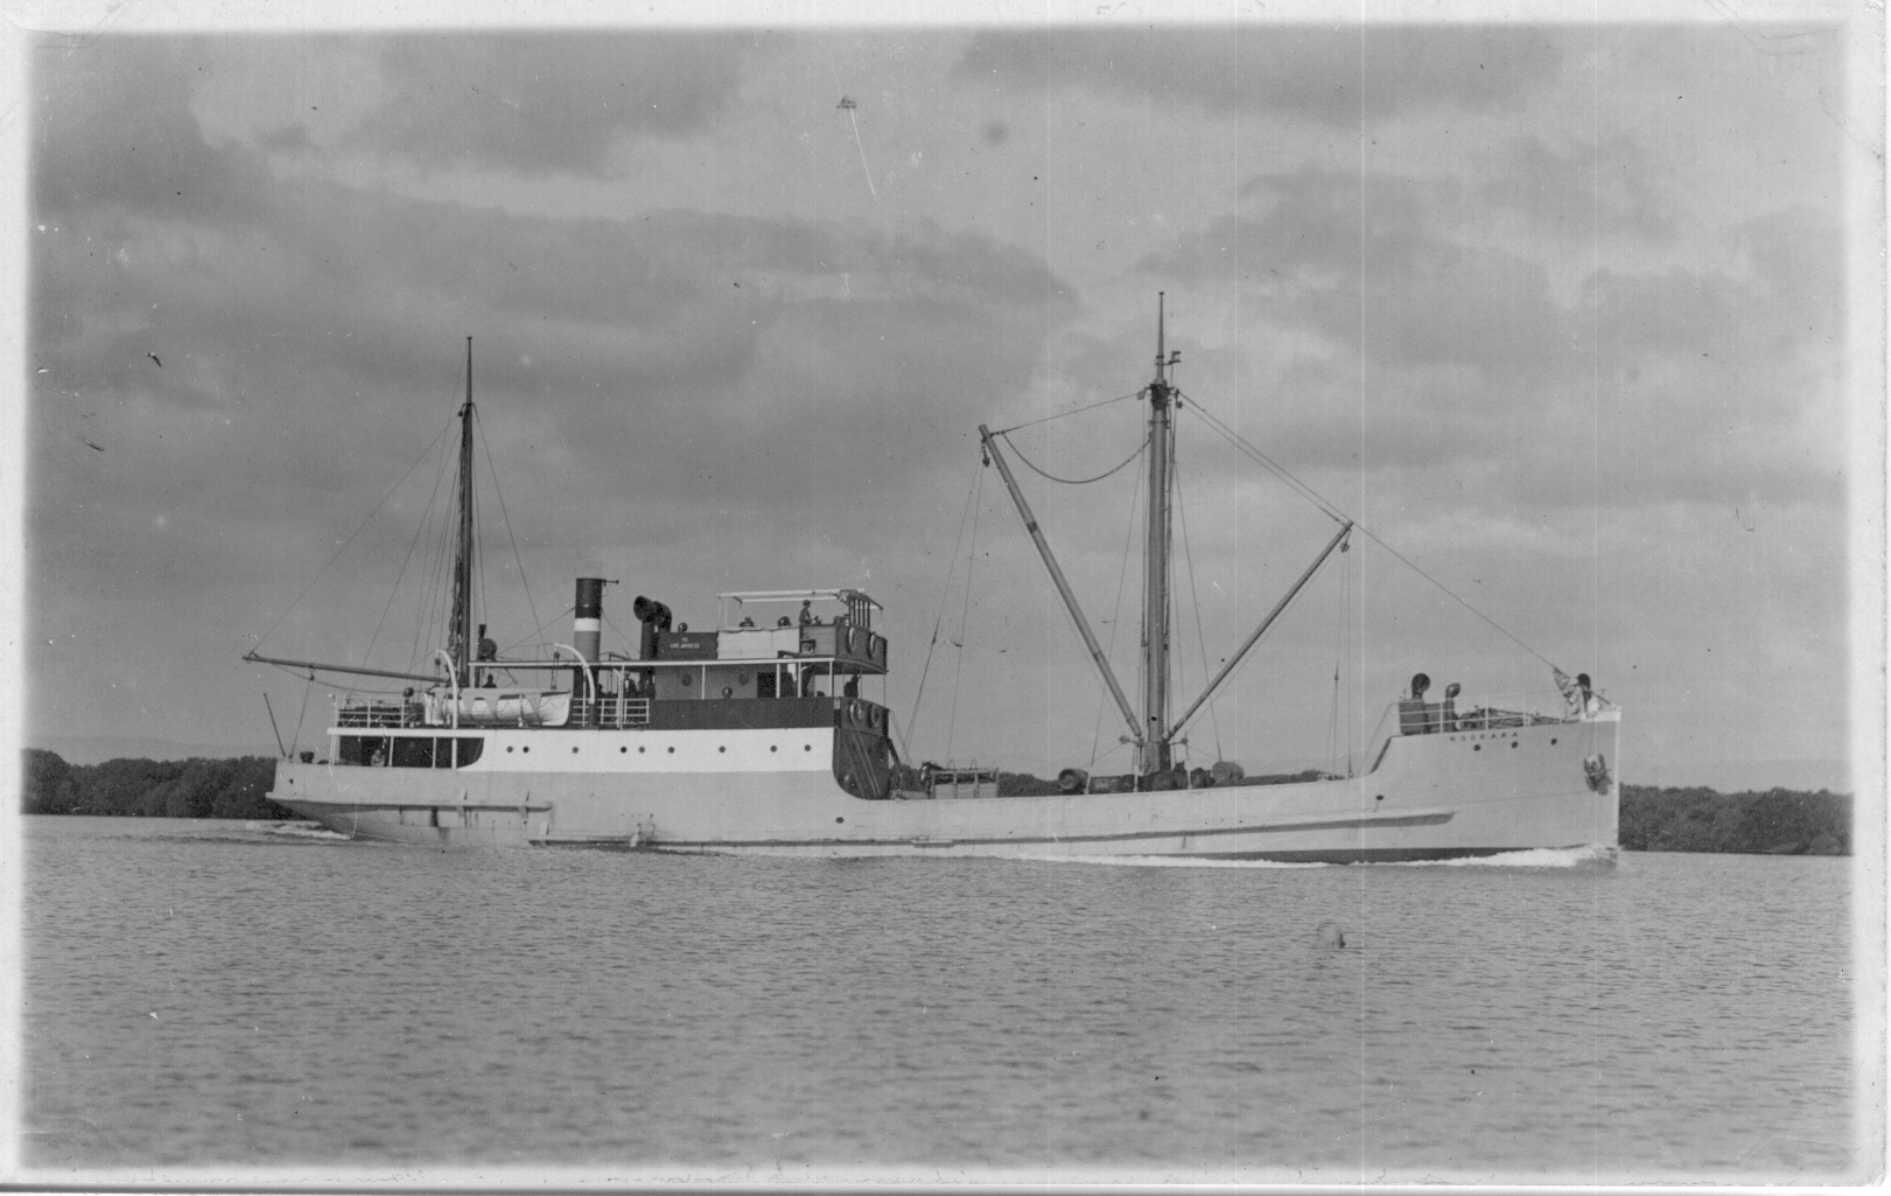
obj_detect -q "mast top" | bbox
[1152,292,1180,395]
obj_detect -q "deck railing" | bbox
[568,695,652,729]
[1360,688,1601,773]
[335,698,416,728]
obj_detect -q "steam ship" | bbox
[249,314,1618,860]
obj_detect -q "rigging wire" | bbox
[1344,542,1357,774]
[378,370,466,674]
[1088,442,1146,778]
[1000,429,1148,487]
[411,375,474,674]
[600,610,639,661]
[1180,392,1348,524]
[467,411,487,663]
[368,434,456,668]
[290,670,314,759]
[909,465,983,757]
[1158,399,1178,759]
[405,445,456,672]
[365,495,439,669]
[247,416,457,654]
[475,404,546,651]
[989,389,1143,436]
[1326,549,1347,776]
[1181,393,1560,670]
[1351,525,1557,669]
[1173,465,1224,765]
[945,471,984,763]
[416,451,457,673]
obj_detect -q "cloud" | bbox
[1478,133,1679,244]
[1121,163,1847,530]
[31,35,269,224]
[27,112,1078,675]
[1145,166,1580,388]
[18,24,1862,787]
[348,32,767,176]
[953,25,1563,124]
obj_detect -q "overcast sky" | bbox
[8,4,1881,791]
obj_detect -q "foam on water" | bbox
[244,820,351,842]
[1395,843,1619,870]
[1018,853,1333,869]
[1012,844,1618,870]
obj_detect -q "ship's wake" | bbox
[1396,843,1619,870]
[1019,853,1334,870]
[1013,844,1618,870]
[244,820,352,842]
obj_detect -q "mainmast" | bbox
[981,295,1348,787]
[1141,295,1180,776]
[449,337,476,687]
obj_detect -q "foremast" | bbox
[242,337,487,687]
[448,337,477,688]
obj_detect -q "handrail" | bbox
[428,653,861,672]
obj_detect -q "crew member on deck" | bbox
[1555,668,1610,718]
[1577,673,1608,717]
[477,624,499,687]
[1400,672,1437,735]
[799,600,814,627]
[1442,682,1460,732]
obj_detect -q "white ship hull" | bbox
[271,712,1619,862]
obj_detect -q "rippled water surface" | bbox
[19,816,1868,1183]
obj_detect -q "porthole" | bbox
[1510,741,1519,749]
[667,746,676,754]
[523,746,530,754]
[620,746,628,754]
[803,744,812,752]
[506,746,515,753]
[638,746,646,754]
[770,745,778,753]
[1550,738,1559,746]
[1474,744,1482,752]
[718,745,727,753]
[571,746,579,754]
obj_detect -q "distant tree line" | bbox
[21,750,296,820]
[1619,784,1849,856]
[18,751,1852,854]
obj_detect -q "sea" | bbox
[14,815,1876,1187]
